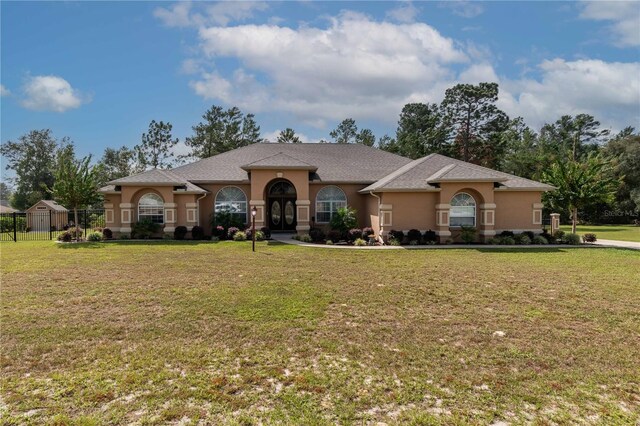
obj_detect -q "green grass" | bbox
[1,241,639,424]
[560,224,640,242]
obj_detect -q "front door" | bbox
[267,181,297,231]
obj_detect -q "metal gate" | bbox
[0,210,105,242]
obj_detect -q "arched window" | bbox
[215,186,247,224]
[450,193,476,227]
[316,186,347,223]
[138,193,164,224]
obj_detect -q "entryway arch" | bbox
[267,179,297,231]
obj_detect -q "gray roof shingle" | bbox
[362,154,554,192]
[241,152,318,171]
[108,168,188,185]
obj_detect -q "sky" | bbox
[1,1,639,181]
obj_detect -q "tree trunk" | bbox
[571,207,577,234]
[74,207,79,242]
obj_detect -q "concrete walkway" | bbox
[270,233,640,250]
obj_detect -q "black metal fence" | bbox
[0,209,105,242]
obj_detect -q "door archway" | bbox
[267,180,297,231]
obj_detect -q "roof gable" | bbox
[241,152,318,171]
[108,168,189,185]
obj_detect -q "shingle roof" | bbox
[29,200,68,212]
[108,168,188,185]
[362,154,554,192]
[171,143,412,183]
[241,152,318,171]
[0,204,18,213]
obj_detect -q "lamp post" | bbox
[251,206,257,252]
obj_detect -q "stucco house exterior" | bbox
[98,143,554,242]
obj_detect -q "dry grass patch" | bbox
[1,241,639,424]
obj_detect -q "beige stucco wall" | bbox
[198,183,251,229]
[379,192,439,231]
[494,191,543,232]
[309,183,369,228]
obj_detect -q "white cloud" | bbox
[441,1,484,18]
[20,75,87,112]
[498,59,640,131]
[154,1,268,28]
[0,84,10,97]
[580,1,640,47]
[386,1,419,23]
[190,11,467,124]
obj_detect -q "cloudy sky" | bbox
[1,1,639,173]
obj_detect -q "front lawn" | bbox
[560,224,640,242]
[1,241,639,424]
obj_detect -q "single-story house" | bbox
[26,200,68,231]
[98,143,554,242]
[0,199,18,214]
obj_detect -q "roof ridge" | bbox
[367,154,435,190]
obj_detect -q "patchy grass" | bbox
[560,224,640,242]
[1,241,639,425]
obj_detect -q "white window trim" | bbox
[449,192,476,228]
[138,193,165,224]
[315,185,347,224]
[215,186,248,224]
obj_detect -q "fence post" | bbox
[49,209,53,240]
[84,209,88,238]
[13,212,17,242]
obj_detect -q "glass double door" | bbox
[268,197,296,231]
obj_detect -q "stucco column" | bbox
[479,203,496,242]
[435,203,451,243]
[119,203,133,233]
[550,213,560,234]
[296,200,310,233]
[532,203,543,229]
[378,203,393,239]
[163,202,177,232]
[249,200,266,229]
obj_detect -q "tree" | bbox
[500,118,547,179]
[355,128,376,147]
[542,154,619,233]
[97,146,141,185]
[277,128,302,144]
[603,129,640,219]
[540,114,609,162]
[0,129,63,210]
[135,120,178,169]
[440,82,509,167]
[0,182,12,201]
[185,105,262,159]
[394,103,449,159]
[330,118,358,144]
[377,135,398,153]
[50,151,102,241]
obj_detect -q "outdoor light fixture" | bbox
[251,206,257,252]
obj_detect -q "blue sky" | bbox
[1,1,639,180]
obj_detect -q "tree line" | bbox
[1,82,638,226]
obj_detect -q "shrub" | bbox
[163,233,173,240]
[325,240,333,245]
[211,236,220,242]
[541,230,555,244]
[0,216,27,232]
[118,234,130,240]
[563,233,581,245]
[409,240,419,246]
[488,237,501,245]
[260,227,271,239]
[299,233,312,243]
[523,231,535,241]
[407,229,422,244]
[233,231,247,241]
[354,238,366,246]
[460,226,477,244]
[499,230,515,238]
[87,231,103,242]
[131,219,161,239]
[423,229,437,243]
[326,230,342,243]
[255,230,265,241]
[174,226,188,240]
[309,228,325,243]
[347,228,363,242]
[514,233,531,245]
[330,206,357,235]
[500,236,516,245]
[102,228,113,239]
[388,230,404,244]
[553,230,565,240]
[362,227,374,238]
[532,235,548,245]
[57,230,73,242]
[211,211,244,232]
[582,233,597,243]
[212,225,225,238]
[389,239,401,246]
[227,227,240,239]
[191,225,205,240]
